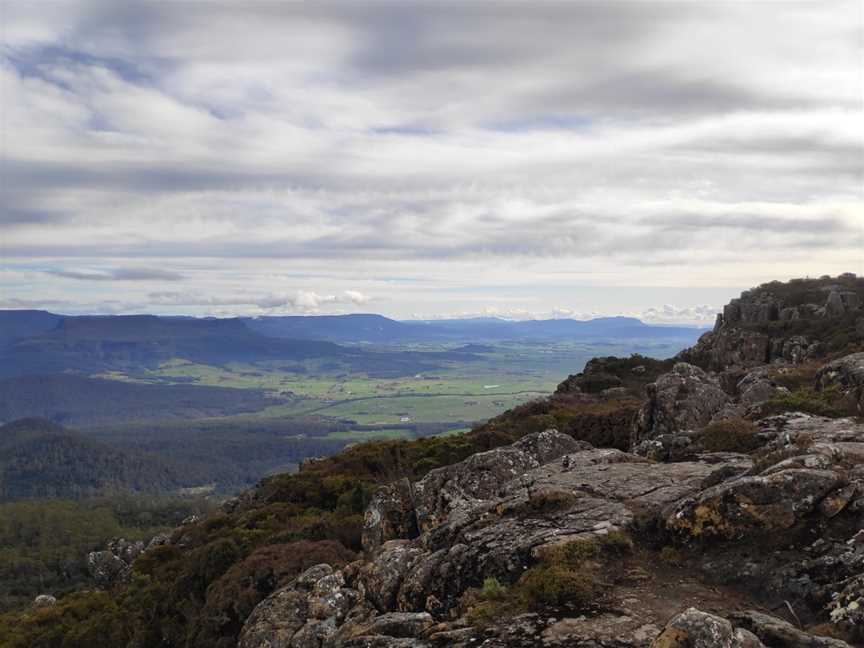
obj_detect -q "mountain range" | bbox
[0,310,705,379]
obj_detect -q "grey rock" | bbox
[86,550,130,587]
[632,363,729,447]
[780,306,801,321]
[239,564,359,648]
[145,532,170,551]
[667,468,845,540]
[633,432,695,462]
[737,367,789,407]
[412,429,584,532]
[348,611,433,638]
[32,594,57,608]
[650,607,766,647]
[393,450,725,614]
[362,479,418,553]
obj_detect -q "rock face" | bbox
[632,363,728,447]
[363,429,589,551]
[679,277,863,372]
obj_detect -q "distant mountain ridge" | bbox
[0,310,353,377]
[243,313,705,343]
[0,310,706,378]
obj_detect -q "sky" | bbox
[1,1,862,325]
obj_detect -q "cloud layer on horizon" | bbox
[1,1,862,322]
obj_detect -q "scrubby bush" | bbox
[697,418,763,453]
[761,386,851,418]
[465,533,633,624]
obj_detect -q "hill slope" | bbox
[0,419,188,500]
[0,374,282,426]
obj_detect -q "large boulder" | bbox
[86,550,130,587]
[667,468,845,540]
[737,367,789,407]
[32,594,57,608]
[86,536,159,587]
[632,363,729,447]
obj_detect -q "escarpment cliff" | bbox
[4,274,864,648]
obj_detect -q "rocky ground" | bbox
[66,275,864,647]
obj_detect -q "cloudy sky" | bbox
[1,1,862,325]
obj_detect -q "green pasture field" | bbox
[93,340,685,439]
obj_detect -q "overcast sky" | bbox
[1,1,862,324]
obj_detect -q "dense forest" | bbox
[0,497,210,613]
[0,419,192,500]
[0,374,282,426]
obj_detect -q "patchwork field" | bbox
[95,339,688,434]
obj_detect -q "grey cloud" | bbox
[46,268,185,281]
[0,207,70,226]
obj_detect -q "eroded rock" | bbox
[632,363,728,447]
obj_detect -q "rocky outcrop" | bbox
[555,357,627,394]
[86,536,162,587]
[679,277,863,372]
[825,290,861,318]
[363,429,588,550]
[238,412,864,648]
[632,363,728,447]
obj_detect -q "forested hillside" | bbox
[0,375,282,426]
[0,497,210,613]
[0,419,189,500]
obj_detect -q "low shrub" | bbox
[465,533,632,623]
[696,418,763,453]
[761,386,851,418]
